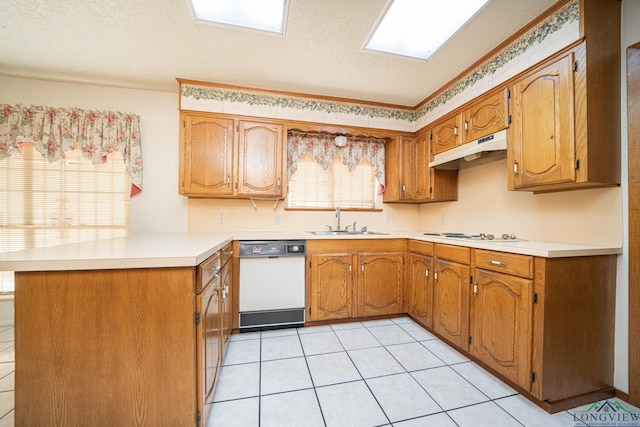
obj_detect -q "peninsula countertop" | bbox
[0,231,622,272]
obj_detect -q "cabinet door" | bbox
[219,261,232,360]
[400,136,416,200]
[433,259,470,350]
[409,253,434,328]
[471,269,533,388]
[509,52,576,189]
[308,254,354,321]
[237,120,284,197]
[197,278,221,423]
[463,88,508,143]
[357,252,404,316]
[181,114,234,196]
[414,131,431,200]
[431,114,461,155]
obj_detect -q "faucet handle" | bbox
[325,225,333,231]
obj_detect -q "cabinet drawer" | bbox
[474,249,533,279]
[435,244,470,264]
[197,252,221,293]
[409,240,434,256]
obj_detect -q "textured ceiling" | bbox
[0,0,558,106]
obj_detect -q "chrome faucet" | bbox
[335,206,341,231]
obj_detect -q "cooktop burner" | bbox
[423,232,527,242]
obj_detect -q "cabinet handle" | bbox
[277,177,281,190]
[349,263,352,274]
[464,121,469,131]
[453,126,458,136]
[361,262,364,273]
[488,260,506,267]
[513,160,519,176]
[434,271,438,282]
[473,283,478,297]
[425,268,429,279]
[226,175,231,186]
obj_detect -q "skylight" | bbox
[190,0,288,34]
[365,0,490,60]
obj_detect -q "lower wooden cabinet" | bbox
[470,268,533,388]
[306,239,405,321]
[307,253,354,321]
[407,241,435,328]
[197,267,221,424]
[432,244,471,351]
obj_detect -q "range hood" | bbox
[429,129,507,169]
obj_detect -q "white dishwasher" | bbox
[238,240,306,330]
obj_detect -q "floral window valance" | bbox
[287,131,386,191]
[0,104,143,196]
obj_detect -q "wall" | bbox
[0,76,188,234]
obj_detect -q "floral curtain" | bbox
[287,131,386,193]
[0,104,143,196]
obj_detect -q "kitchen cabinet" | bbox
[432,244,471,351]
[507,0,620,192]
[307,252,354,321]
[431,113,461,155]
[407,240,435,328]
[470,250,533,389]
[462,88,509,143]
[357,252,404,316]
[383,132,458,203]
[197,252,222,424]
[219,243,233,359]
[179,111,285,198]
[306,239,405,321]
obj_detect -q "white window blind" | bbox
[288,153,378,209]
[0,142,130,293]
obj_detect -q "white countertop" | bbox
[0,231,622,272]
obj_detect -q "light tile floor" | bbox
[0,326,14,427]
[0,320,638,427]
[208,317,640,427]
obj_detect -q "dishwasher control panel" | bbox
[238,240,306,257]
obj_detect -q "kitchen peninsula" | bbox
[0,232,621,425]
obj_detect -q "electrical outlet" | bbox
[218,212,224,224]
[274,214,281,224]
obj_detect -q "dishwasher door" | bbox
[239,255,306,330]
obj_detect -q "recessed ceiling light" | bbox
[190,0,288,34]
[365,0,490,60]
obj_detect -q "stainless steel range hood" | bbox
[429,129,507,169]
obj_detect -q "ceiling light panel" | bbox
[190,0,288,34]
[365,0,490,60]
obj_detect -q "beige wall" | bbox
[418,158,623,246]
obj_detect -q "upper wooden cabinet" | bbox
[508,1,620,192]
[384,132,458,204]
[431,114,461,155]
[179,112,285,198]
[462,88,509,143]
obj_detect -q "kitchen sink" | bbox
[309,230,389,236]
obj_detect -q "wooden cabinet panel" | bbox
[308,253,354,321]
[408,253,434,328]
[179,113,285,198]
[471,268,533,388]
[436,244,470,264]
[431,114,461,155]
[463,88,509,143]
[197,276,221,424]
[237,121,284,197]
[509,52,576,189]
[474,249,533,279]
[181,114,234,196]
[433,259,470,350]
[219,254,233,358]
[357,252,404,316]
